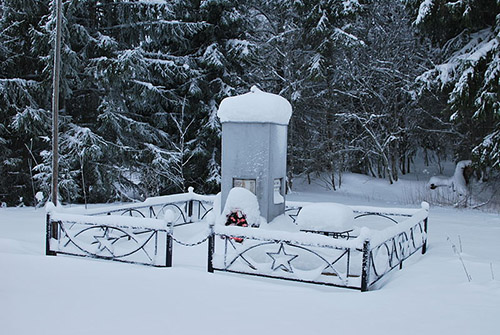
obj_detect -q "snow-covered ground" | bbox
[1,174,499,335]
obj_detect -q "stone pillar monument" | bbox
[217,86,292,223]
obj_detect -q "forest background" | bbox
[1,0,499,206]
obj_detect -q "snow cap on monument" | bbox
[217,85,292,125]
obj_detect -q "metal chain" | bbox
[169,233,212,247]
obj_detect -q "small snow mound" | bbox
[217,86,292,125]
[296,203,355,232]
[162,209,176,224]
[35,192,44,202]
[218,187,262,227]
[45,202,56,214]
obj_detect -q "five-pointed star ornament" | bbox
[288,209,300,223]
[94,228,119,255]
[267,243,298,272]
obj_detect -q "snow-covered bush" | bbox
[428,160,472,197]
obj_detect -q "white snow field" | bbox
[1,174,499,335]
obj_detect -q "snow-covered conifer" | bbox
[408,0,500,171]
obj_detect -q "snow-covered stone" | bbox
[217,86,292,125]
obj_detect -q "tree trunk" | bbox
[367,159,376,178]
[338,168,342,188]
[381,153,394,184]
[331,169,336,191]
[391,152,398,182]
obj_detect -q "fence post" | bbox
[45,213,56,256]
[207,224,214,273]
[422,217,428,255]
[187,200,194,222]
[187,186,195,222]
[361,239,371,292]
[166,221,173,267]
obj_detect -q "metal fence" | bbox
[46,213,171,266]
[361,207,428,290]
[208,227,365,289]
[208,203,429,291]
[46,194,428,291]
[45,191,215,267]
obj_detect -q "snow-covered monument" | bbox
[217,86,292,223]
[45,86,429,292]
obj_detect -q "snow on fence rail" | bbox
[45,192,428,291]
[45,189,215,267]
[46,210,172,266]
[208,225,369,289]
[208,202,429,291]
[82,187,215,222]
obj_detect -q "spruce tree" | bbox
[407,0,500,171]
[0,0,51,205]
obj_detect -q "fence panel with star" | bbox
[211,225,367,289]
[46,212,171,267]
[210,202,429,291]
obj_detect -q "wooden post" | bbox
[361,239,371,292]
[51,0,62,206]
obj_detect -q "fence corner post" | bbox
[166,221,173,267]
[45,213,56,256]
[361,239,371,292]
[207,224,215,273]
[422,217,428,255]
[187,186,195,222]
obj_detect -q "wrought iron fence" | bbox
[46,213,171,266]
[86,192,214,224]
[45,190,215,266]
[361,207,429,291]
[208,226,365,289]
[208,203,429,291]
[46,193,428,291]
